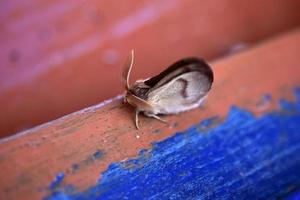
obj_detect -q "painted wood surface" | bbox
[0,29,300,200]
[1,0,300,137]
[46,90,300,199]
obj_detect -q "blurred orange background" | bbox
[1,0,300,137]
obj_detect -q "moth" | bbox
[123,50,214,129]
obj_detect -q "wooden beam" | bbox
[1,29,300,200]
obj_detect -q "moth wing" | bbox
[147,71,211,114]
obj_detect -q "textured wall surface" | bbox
[0,28,300,199]
[1,0,300,137]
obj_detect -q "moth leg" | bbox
[135,110,140,130]
[144,113,168,125]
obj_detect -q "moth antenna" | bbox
[123,49,135,90]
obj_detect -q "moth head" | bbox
[124,83,152,112]
[123,50,152,111]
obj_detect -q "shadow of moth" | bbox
[123,50,214,129]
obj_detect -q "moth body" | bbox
[123,50,213,129]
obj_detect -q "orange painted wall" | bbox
[1,0,300,137]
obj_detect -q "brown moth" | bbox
[123,50,214,129]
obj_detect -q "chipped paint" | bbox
[285,190,300,200]
[45,89,300,199]
[92,150,104,160]
[49,173,65,190]
[70,150,105,173]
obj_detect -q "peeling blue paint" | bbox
[93,150,104,160]
[263,94,272,102]
[71,164,79,171]
[285,190,300,200]
[70,150,104,173]
[45,89,300,200]
[196,116,221,131]
[49,173,65,190]
[256,93,273,110]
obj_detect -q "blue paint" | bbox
[45,89,300,200]
[70,150,104,173]
[196,116,221,131]
[262,94,272,102]
[256,93,273,109]
[285,190,300,200]
[71,164,79,171]
[49,173,65,190]
[93,151,104,159]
